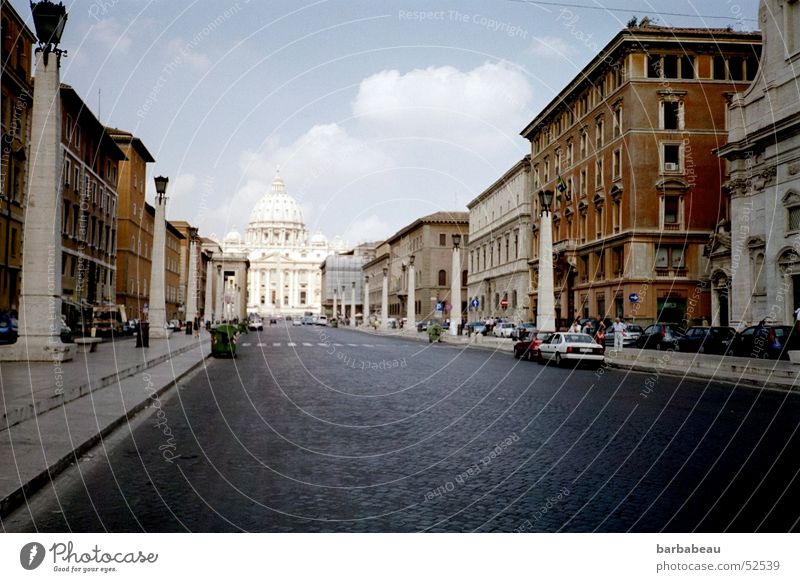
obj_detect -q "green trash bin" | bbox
[428,323,443,343]
[211,324,238,358]
[237,322,248,334]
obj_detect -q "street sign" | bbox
[470,298,479,309]
[629,293,640,303]
[435,303,443,312]
[500,298,509,309]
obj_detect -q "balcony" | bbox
[552,239,578,254]
[655,267,688,278]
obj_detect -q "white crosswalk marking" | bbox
[287,342,297,347]
[272,342,281,347]
[347,343,359,347]
[333,343,343,346]
[302,342,313,346]
[361,344,374,348]
[257,343,266,347]
[241,343,251,347]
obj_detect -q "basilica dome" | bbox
[249,174,305,227]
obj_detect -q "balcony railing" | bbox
[553,239,578,254]
[655,267,688,278]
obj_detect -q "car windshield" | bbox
[564,334,593,343]
[627,325,642,333]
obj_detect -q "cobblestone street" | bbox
[4,325,799,533]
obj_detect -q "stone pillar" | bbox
[381,270,389,329]
[216,268,224,323]
[342,286,347,320]
[4,52,73,361]
[204,256,214,324]
[186,235,199,325]
[350,281,356,327]
[149,193,169,339]
[537,210,556,331]
[364,276,370,324]
[333,289,338,321]
[265,269,271,309]
[407,263,416,329]
[278,269,285,309]
[450,244,461,336]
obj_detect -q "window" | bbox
[662,55,678,79]
[438,270,447,286]
[753,252,766,295]
[512,290,517,309]
[580,168,587,196]
[595,119,604,149]
[596,206,603,238]
[612,246,624,276]
[580,131,587,158]
[789,206,800,231]
[656,246,685,269]
[595,159,603,188]
[661,101,682,130]
[612,149,621,179]
[664,196,680,226]
[681,56,695,79]
[662,143,681,172]
[613,107,622,137]
[439,233,446,246]
[728,56,745,81]
[613,198,622,232]
[64,158,72,186]
[579,213,587,244]
[713,56,727,80]
[579,255,589,283]
[648,54,662,78]
[10,228,18,257]
[544,157,550,182]
[533,165,540,189]
[567,142,574,166]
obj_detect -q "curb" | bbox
[1,338,201,431]
[0,348,211,518]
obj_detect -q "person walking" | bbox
[612,317,627,352]
[569,318,581,333]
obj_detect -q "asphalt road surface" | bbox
[4,324,800,532]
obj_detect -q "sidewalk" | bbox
[0,331,211,517]
[355,326,800,392]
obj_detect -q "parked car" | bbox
[537,332,605,368]
[493,322,517,338]
[674,326,736,355]
[416,320,432,332]
[636,323,685,350]
[729,324,795,360]
[292,317,303,326]
[579,317,613,336]
[92,305,128,336]
[511,322,537,341]
[316,315,328,326]
[303,316,315,325]
[513,331,553,361]
[604,324,643,347]
[167,319,181,330]
[248,318,263,331]
[0,312,18,344]
[465,321,487,335]
[386,317,398,329]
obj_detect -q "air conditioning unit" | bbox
[664,162,680,171]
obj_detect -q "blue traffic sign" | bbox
[629,293,640,303]
[470,298,479,309]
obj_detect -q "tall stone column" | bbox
[265,269,271,309]
[216,267,224,323]
[364,276,370,324]
[407,260,416,330]
[350,281,356,327]
[333,290,338,321]
[381,269,389,329]
[450,242,461,336]
[149,192,169,339]
[204,254,214,324]
[278,269,285,309]
[185,231,199,325]
[537,209,556,331]
[5,51,73,361]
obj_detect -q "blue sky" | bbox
[12,0,760,244]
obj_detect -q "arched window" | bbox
[753,252,766,295]
[438,270,446,286]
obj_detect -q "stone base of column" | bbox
[149,326,170,340]
[0,336,75,362]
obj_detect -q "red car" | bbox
[513,331,553,361]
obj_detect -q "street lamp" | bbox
[536,189,556,332]
[363,275,370,327]
[407,255,416,331]
[30,1,68,65]
[3,1,72,361]
[148,175,170,340]
[450,233,462,336]
[381,266,389,330]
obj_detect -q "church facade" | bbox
[222,174,335,318]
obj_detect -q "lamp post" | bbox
[204,250,214,327]
[185,227,199,334]
[537,189,556,332]
[381,267,389,330]
[149,176,169,339]
[216,264,223,324]
[4,1,72,361]
[363,275,370,327]
[450,233,462,336]
[350,281,356,328]
[407,254,416,331]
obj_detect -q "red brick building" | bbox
[522,24,760,327]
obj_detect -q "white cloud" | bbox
[527,36,575,58]
[90,19,132,54]
[165,39,212,73]
[352,62,533,147]
[341,215,393,245]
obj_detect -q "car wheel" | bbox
[555,353,563,367]
[537,352,545,365]
[526,350,533,361]
[513,347,520,359]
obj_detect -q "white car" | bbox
[292,317,303,326]
[493,322,517,338]
[248,318,263,331]
[537,332,605,367]
[317,315,328,326]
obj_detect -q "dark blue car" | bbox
[0,312,18,344]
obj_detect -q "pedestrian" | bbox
[594,325,606,347]
[194,316,200,337]
[569,318,581,333]
[612,317,626,352]
[582,320,592,335]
